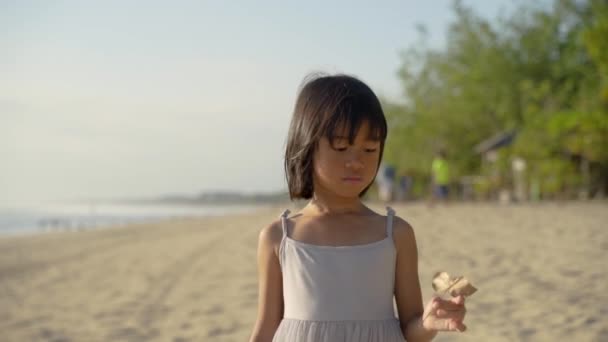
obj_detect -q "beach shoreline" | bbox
[0,201,606,341]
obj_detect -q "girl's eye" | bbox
[333,146,377,152]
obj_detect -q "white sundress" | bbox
[272,207,406,342]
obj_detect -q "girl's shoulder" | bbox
[390,214,416,250]
[258,217,284,256]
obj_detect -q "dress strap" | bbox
[279,209,291,237]
[386,206,395,239]
[277,209,291,268]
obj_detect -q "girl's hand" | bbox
[421,295,467,332]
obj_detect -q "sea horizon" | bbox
[0,201,272,237]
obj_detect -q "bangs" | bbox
[323,96,387,145]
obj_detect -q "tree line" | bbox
[383,0,608,200]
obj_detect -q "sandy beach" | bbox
[0,201,606,342]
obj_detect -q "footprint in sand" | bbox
[203,304,224,316]
[207,321,239,338]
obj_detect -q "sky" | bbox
[1,0,523,205]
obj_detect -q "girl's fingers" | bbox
[422,296,440,320]
[435,308,466,321]
[447,318,467,332]
[423,296,468,333]
[436,296,465,310]
[455,321,467,332]
[453,295,465,305]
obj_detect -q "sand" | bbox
[0,201,606,341]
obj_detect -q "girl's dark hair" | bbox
[284,73,388,200]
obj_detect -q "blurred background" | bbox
[2,0,606,235]
[1,1,607,341]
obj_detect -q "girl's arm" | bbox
[248,221,284,342]
[393,217,438,342]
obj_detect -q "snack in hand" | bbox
[432,271,477,297]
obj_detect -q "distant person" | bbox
[249,74,467,342]
[431,150,450,205]
[396,171,413,202]
[377,163,396,202]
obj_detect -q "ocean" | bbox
[0,202,267,236]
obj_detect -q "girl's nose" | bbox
[346,157,364,169]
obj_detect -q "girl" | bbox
[249,74,467,342]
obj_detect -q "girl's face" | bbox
[312,121,381,198]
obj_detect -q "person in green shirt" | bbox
[431,150,450,203]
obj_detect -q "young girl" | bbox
[249,74,467,342]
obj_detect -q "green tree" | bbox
[385,0,608,199]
